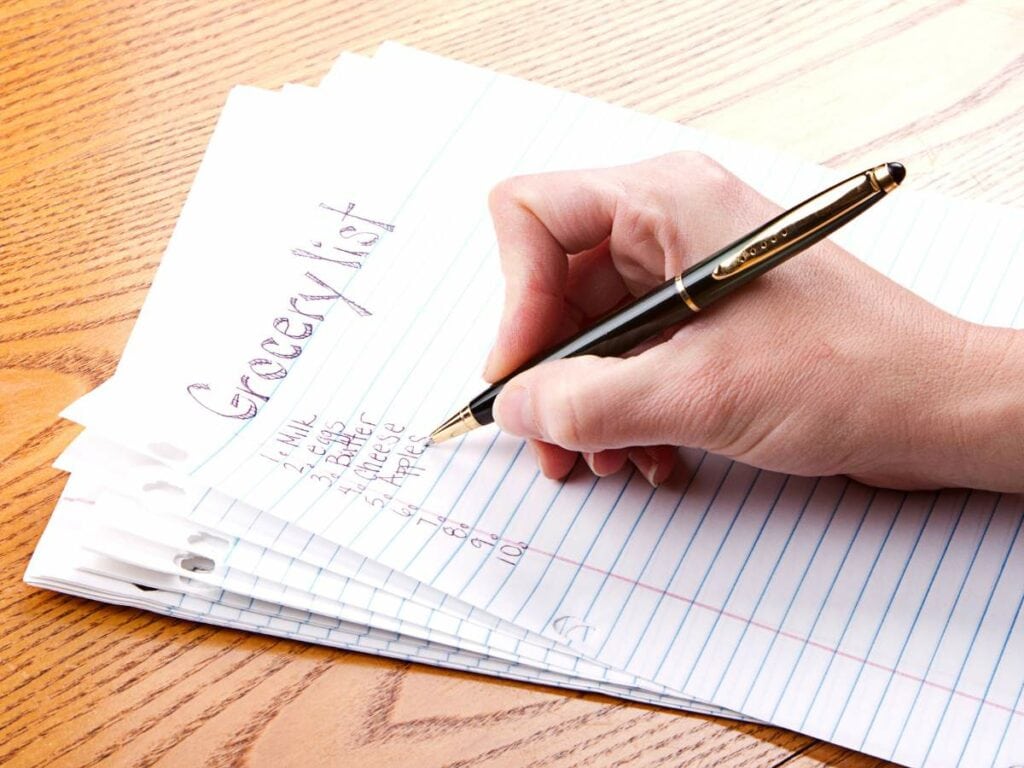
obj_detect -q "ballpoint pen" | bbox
[429,161,905,444]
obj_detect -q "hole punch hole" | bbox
[141,480,186,496]
[175,553,215,573]
[148,443,188,462]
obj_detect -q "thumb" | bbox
[492,352,681,452]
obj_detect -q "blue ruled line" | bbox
[886,494,1000,760]
[956,523,1024,766]
[651,468,765,689]
[588,452,708,662]
[825,492,938,741]
[619,458,736,674]
[677,473,792,694]
[764,488,879,724]
[854,490,974,752]
[797,492,907,731]
[735,479,852,714]
[920,499,1023,766]
[706,476,821,702]
[530,470,636,630]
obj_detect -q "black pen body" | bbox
[469,279,696,427]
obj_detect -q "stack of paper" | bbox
[25,44,1024,767]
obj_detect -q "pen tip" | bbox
[886,162,906,185]
[428,405,481,445]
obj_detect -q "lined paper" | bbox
[27,44,1023,767]
[26,478,731,716]
[54,433,725,704]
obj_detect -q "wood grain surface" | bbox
[2,1,1021,766]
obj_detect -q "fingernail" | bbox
[586,451,624,477]
[631,448,661,487]
[582,452,597,474]
[494,385,539,438]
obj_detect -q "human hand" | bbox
[484,153,1024,492]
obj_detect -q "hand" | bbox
[483,153,1024,492]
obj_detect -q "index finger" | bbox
[483,168,624,381]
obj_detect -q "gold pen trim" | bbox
[674,275,701,312]
[429,405,480,445]
[870,162,899,193]
[711,163,895,280]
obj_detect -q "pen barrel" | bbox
[469,279,695,425]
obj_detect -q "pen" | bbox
[429,161,905,444]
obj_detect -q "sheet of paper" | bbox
[57,430,717,703]
[36,44,1024,767]
[55,434,707,699]
[24,473,743,718]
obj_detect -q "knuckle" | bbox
[488,176,526,213]
[489,174,546,216]
[663,151,732,186]
[672,340,753,451]
[662,151,741,207]
[613,152,744,273]
[615,185,669,251]
[543,388,587,449]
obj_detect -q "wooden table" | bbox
[3,1,1021,765]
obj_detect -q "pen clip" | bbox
[712,226,791,279]
[710,164,892,280]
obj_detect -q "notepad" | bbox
[25,44,1024,768]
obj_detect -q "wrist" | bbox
[939,323,1024,492]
